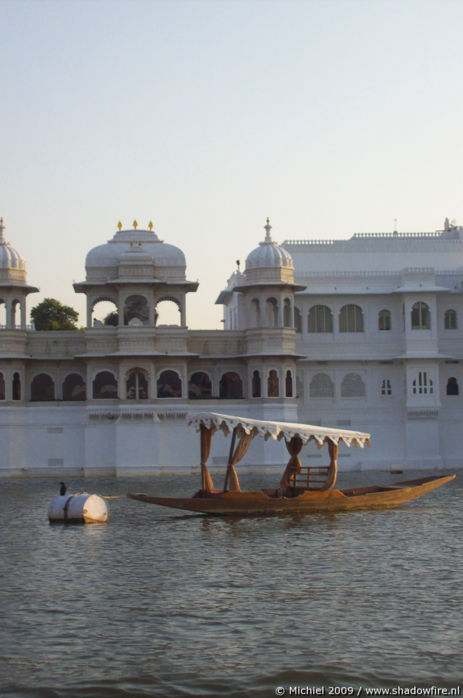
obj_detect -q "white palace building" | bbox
[0,215,462,477]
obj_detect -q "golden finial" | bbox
[148,221,153,231]
[117,221,122,231]
[133,219,138,229]
[266,217,270,224]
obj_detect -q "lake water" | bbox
[1,470,462,697]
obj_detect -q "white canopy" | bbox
[187,412,370,448]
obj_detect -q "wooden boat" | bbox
[127,412,455,515]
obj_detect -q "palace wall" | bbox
[2,220,463,476]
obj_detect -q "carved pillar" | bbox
[278,296,284,328]
[20,299,26,329]
[86,296,93,328]
[5,297,11,328]
[180,297,186,327]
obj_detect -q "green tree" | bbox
[104,311,118,326]
[31,298,79,331]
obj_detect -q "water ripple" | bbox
[1,471,462,696]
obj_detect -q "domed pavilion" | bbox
[0,218,38,329]
[74,221,197,328]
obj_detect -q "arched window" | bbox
[91,298,118,327]
[124,295,149,326]
[12,372,21,400]
[188,372,212,399]
[341,373,365,397]
[250,299,260,327]
[11,299,21,329]
[126,369,148,399]
[0,299,6,327]
[412,372,433,395]
[31,373,55,401]
[0,373,5,400]
[63,373,86,401]
[157,370,182,398]
[267,370,279,397]
[447,377,459,396]
[378,309,391,331]
[265,298,278,327]
[283,299,292,327]
[310,373,334,398]
[252,370,261,398]
[411,302,430,330]
[285,370,293,397]
[155,298,182,326]
[93,371,118,399]
[308,305,333,333]
[339,305,364,333]
[380,379,392,396]
[294,307,302,333]
[219,372,243,399]
[444,309,457,330]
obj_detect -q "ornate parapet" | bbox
[187,330,246,357]
[82,328,118,356]
[244,327,296,356]
[27,330,87,358]
[154,327,189,354]
[0,329,29,357]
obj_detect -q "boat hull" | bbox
[127,474,455,516]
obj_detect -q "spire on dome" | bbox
[264,217,272,243]
[0,217,5,244]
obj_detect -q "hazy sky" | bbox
[1,0,463,328]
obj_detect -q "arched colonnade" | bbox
[5,366,297,401]
[87,291,186,328]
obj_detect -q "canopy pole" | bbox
[279,436,303,491]
[324,441,338,491]
[200,423,215,494]
[223,427,237,492]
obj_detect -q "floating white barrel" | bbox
[48,493,109,523]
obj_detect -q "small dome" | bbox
[0,244,25,270]
[245,219,293,271]
[0,218,26,278]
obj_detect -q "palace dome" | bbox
[245,219,293,271]
[85,222,186,280]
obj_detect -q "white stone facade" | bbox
[286,223,463,471]
[219,220,463,471]
[1,217,462,476]
[0,219,299,477]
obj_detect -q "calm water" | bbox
[1,470,463,697]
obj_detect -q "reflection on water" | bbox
[1,470,462,697]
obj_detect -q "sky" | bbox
[1,0,463,328]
